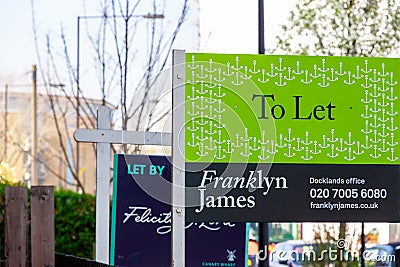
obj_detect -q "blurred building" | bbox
[0,90,113,194]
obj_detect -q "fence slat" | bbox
[4,186,28,267]
[31,186,55,267]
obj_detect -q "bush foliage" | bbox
[54,188,95,258]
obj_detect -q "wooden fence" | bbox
[3,186,113,267]
[55,253,114,267]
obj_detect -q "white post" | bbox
[172,49,186,267]
[96,106,111,264]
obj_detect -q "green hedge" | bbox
[0,183,95,259]
[54,188,95,258]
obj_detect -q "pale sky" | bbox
[0,0,295,86]
[199,0,295,53]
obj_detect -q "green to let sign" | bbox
[185,53,400,165]
[181,53,400,222]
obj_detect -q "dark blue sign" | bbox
[110,154,248,267]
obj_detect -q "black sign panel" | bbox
[111,154,247,267]
[186,163,400,222]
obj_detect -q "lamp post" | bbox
[258,1,269,267]
[32,65,37,186]
[3,85,7,159]
[258,0,265,54]
[76,12,164,264]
